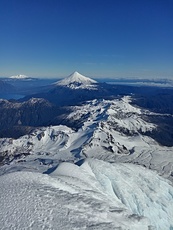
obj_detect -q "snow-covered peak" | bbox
[55,71,98,89]
[10,74,29,79]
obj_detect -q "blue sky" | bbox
[0,0,173,79]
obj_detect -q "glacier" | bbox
[0,95,173,229]
[1,96,173,181]
[0,159,173,229]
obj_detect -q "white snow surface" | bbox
[0,96,173,182]
[54,71,98,89]
[1,96,173,229]
[1,158,173,230]
[9,74,29,79]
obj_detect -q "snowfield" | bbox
[0,159,173,230]
[1,95,173,229]
[1,96,173,181]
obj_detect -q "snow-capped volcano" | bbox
[10,74,29,79]
[55,71,98,89]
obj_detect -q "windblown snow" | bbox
[0,159,173,230]
[1,96,173,229]
[55,71,98,89]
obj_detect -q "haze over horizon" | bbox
[0,0,173,79]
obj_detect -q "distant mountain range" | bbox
[0,71,173,143]
[0,98,71,138]
[0,79,16,93]
[9,74,36,80]
[19,71,140,106]
[1,95,173,179]
[9,74,29,79]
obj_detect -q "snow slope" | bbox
[1,96,173,229]
[1,158,173,230]
[0,96,173,182]
[54,71,98,89]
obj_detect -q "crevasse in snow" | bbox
[0,159,173,230]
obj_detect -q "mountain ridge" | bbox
[1,96,173,182]
[1,92,173,229]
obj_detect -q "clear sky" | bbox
[0,0,173,79]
